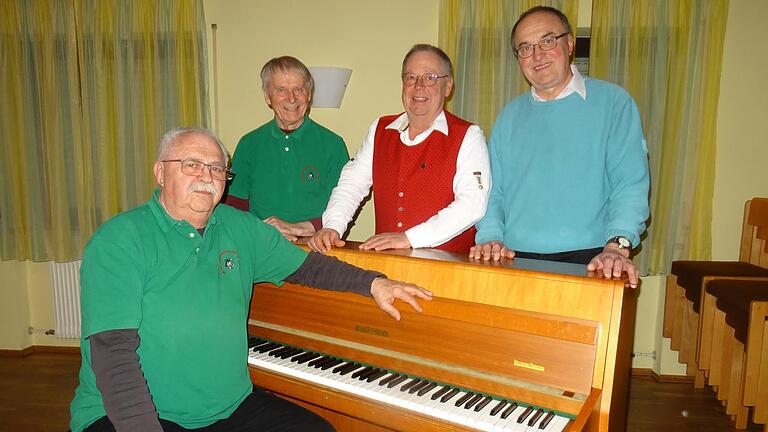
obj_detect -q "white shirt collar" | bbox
[531,65,586,101]
[385,111,448,145]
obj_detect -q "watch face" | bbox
[617,237,631,248]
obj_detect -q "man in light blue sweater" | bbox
[470,6,649,288]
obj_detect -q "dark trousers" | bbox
[514,247,604,265]
[84,386,334,432]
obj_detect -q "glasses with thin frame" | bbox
[401,73,449,87]
[161,158,234,181]
[515,32,569,58]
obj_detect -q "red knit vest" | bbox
[371,111,476,253]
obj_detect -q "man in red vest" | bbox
[309,44,490,254]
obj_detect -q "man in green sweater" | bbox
[225,56,349,242]
[70,127,431,431]
[471,6,650,288]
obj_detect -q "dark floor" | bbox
[0,352,763,431]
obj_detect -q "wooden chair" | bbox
[663,197,768,387]
[698,279,768,430]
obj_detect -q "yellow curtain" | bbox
[0,0,209,262]
[439,0,578,134]
[591,0,728,273]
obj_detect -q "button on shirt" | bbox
[322,111,490,248]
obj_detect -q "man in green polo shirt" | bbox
[69,127,431,432]
[225,56,349,242]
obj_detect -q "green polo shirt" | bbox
[228,116,348,222]
[70,190,307,431]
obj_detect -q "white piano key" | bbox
[467,396,500,431]
[493,405,527,432]
[539,414,569,432]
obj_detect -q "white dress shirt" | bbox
[322,111,490,248]
[531,65,587,101]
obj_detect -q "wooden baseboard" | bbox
[631,368,695,383]
[0,345,80,357]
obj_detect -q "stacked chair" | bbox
[663,197,768,430]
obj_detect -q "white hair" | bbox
[157,127,229,165]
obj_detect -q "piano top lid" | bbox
[296,240,623,283]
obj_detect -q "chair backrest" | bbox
[739,197,768,267]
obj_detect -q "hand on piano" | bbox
[359,232,412,251]
[587,245,639,289]
[469,241,516,261]
[370,277,433,321]
[308,228,345,254]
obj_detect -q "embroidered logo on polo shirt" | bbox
[301,165,319,183]
[218,250,239,273]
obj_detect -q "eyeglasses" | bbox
[402,73,449,87]
[161,158,234,181]
[515,32,569,59]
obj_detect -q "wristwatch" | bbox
[607,236,632,250]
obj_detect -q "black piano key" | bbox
[528,408,545,427]
[288,351,308,362]
[366,369,389,383]
[431,385,451,400]
[338,363,362,376]
[464,394,484,409]
[408,380,430,394]
[474,395,493,412]
[351,366,374,379]
[538,411,556,429]
[307,356,331,367]
[256,342,281,353]
[417,382,437,396]
[250,342,272,352]
[454,391,474,407]
[268,346,293,357]
[500,402,518,419]
[248,337,265,348]
[356,367,379,380]
[330,361,352,374]
[320,358,344,370]
[517,406,534,423]
[440,387,460,403]
[386,375,409,388]
[279,348,303,359]
[378,373,400,386]
[294,352,321,364]
[312,357,336,369]
[489,400,508,416]
[400,378,421,392]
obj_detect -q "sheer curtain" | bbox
[439,0,578,134]
[590,0,729,273]
[0,0,209,262]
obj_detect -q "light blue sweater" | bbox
[475,78,650,253]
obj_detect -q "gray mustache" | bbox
[188,182,218,195]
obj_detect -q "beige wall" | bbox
[711,0,768,259]
[0,261,31,349]
[0,261,78,349]
[2,0,766,378]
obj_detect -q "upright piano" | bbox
[247,245,634,431]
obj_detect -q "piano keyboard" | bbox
[247,338,572,432]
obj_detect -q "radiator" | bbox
[49,260,82,339]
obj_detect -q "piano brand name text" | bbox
[355,325,389,337]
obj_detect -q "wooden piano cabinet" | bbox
[248,245,632,432]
